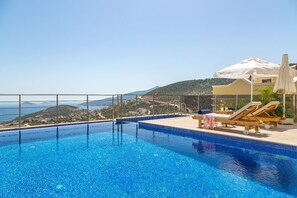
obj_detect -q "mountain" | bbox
[19,105,85,120]
[22,102,36,106]
[146,78,234,95]
[2,105,89,126]
[126,86,159,95]
[81,86,159,106]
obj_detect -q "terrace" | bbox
[139,116,297,148]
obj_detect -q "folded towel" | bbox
[203,113,217,129]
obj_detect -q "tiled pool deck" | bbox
[139,116,297,147]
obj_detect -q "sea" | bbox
[0,103,104,123]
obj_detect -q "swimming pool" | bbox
[0,122,296,197]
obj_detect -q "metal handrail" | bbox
[0,93,295,131]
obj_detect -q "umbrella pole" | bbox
[283,93,286,118]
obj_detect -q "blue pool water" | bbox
[0,122,297,197]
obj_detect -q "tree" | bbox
[254,87,279,105]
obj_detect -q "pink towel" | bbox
[203,113,217,129]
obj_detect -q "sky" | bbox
[0,0,297,94]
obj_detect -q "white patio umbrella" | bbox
[273,54,297,118]
[214,57,280,101]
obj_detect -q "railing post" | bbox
[18,95,21,129]
[135,95,138,117]
[235,95,238,111]
[120,95,122,118]
[112,95,115,120]
[117,95,119,118]
[197,94,200,112]
[179,95,182,114]
[292,94,296,122]
[294,94,297,121]
[173,95,176,115]
[152,94,155,116]
[182,95,186,114]
[86,95,89,122]
[184,96,186,114]
[173,97,175,115]
[213,95,216,112]
[56,95,59,125]
[167,95,169,114]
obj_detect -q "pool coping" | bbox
[116,114,185,123]
[138,121,297,154]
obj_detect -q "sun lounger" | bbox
[248,101,280,127]
[192,102,262,134]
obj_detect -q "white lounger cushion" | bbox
[195,102,261,120]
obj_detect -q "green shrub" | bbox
[254,87,279,105]
[255,88,294,118]
[236,99,250,110]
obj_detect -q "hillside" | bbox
[4,105,89,126]
[81,86,159,106]
[147,78,234,95]
[19,105,83,120]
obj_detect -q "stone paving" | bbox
[140,115,297,147]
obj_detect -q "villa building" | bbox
[212,78,276,95]
[213,64,297,96]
